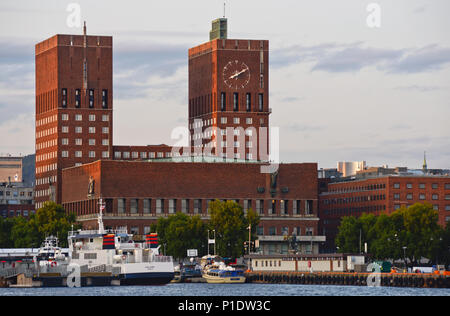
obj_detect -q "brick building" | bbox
[33,19,324,254]
[319,175,450,252]
[61,160,323,254]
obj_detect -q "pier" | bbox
[245,271,450,288]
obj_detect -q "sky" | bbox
[0,0,449,169]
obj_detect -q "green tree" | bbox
[0,217,15,248]
[151,213,208,260]
[11,201,79,248]
[335,216,360,253]
[209,200,252,258]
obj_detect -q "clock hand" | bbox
[229,69,248,80]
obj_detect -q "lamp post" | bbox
[402,246,407,272]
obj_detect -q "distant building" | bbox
[337,161,366,177]
[0,182,35,218]
[0,156,23,183]
[319,174,450,252]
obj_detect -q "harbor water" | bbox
[0,283,449,296]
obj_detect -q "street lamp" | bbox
[402,246,407,272]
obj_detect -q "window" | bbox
[258,94,264,112]
[246,153,253,160]
[89,139,95,146]
[89,89,94,108]
[75,151,82,158]
[419,183,426,189]
[233,117,240,124]
[221,92,226,111]
[246,118,252,125]
[102,115,109,122]
[260,74,264,89]
[102,127,109,134]
[432,183,438,189]
[445,184,450,190]
[114,152,121,159]
[156,199,164,214]
[75,126,82,133]
[446,205,450,211]
[118,199,126,213]
[281,200,288,215]
[256,200,264,215]
[62,151,69,158]
[102,89,108,108]
[246,93,251,112]
[169,199,176,213]
[233,93,239,111]
[123,152,130,159]
[62,138,69,145]
[75,114,82,121]
[407,183,413,189]
[102,151,109,158]
[140,152,147,159]
[270,200,276,215]
[194,199,202,214]
[75,138,82,146]
[446,195,450,201]
[130,199,138,214]
[407,193,413,200]
[62,126,69,133]
[181,199,189,213]
[282,227,289,236]
[305,200,314,215]
[75,89,81,108]
[89,151,95,158]
[394,183,400,189]
[102,139,109,146]
[419,194,426,200]
[394,193,400,200]
[306,227,313,236]
[394,204,401,210]
[433,205,439,211]
[257,226,264,236]
[143,199,151,214]
[62,89,67,108]
[89,114,96,121]
[132,152,139,159]
[293,200,301,215]
[89,127,96,134]
[269,227,276,236]
[432,194,439,200]
[61,114,69,121]
[221,117,227,124]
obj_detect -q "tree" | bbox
[0,217,15,248]
[11,201,79,248]
[335,216,360,253]
[151,213,208,260]
[208,200,255,258]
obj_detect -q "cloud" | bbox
[273,42,450,74]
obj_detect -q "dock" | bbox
[245,271,450,288]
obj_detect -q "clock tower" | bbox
[188,18,270,161]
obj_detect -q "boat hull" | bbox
[120,272,175,286]
[202,274,246,284]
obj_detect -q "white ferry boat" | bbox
[66,199,175,286]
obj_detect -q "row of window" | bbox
[61,150,110,159]
[0,191,33,197]
[114,151,169,160]
[394,193,450,201]
[36,114,57,127]
[322,205,387,216]
[61,113,110,122]
[220,92,265,112]
[36,127,57,139]
[322,195,386,205]
[61,126,109,134]
[327,183,386,194]
[61,138,109,146]
[36,163,57,175]
[114,198,315,216]
[393,183,450,190]
[61,88,108,109]
[1,210,35,218]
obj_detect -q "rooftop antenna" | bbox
[83,21,87,36]
[223,0,226,18]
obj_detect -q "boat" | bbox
[201,255,246,284]
[66,199,175,286]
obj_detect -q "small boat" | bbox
[201,256,246,284]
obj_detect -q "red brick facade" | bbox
[61,161,320,239]
[319,176,450,252]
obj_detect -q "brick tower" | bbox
[188,18,270,161]
[34,24,113,208]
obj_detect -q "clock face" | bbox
[223,60,251,90]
